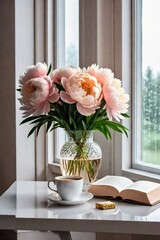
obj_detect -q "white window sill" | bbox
[122,168,160,183]
[48,163,160,184]
[48,163,61,175]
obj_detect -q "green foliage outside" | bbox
[142,132,160,165]
[142,67,160,165]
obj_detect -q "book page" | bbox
[92,175,133,192]
[125,180,160,193]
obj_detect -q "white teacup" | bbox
[48,175,83,201]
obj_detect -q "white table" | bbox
[1,181,160,239]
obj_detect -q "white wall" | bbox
[15,0,36,181]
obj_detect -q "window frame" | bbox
[49,0,114,178]
[54,0,79,164]
[131,0,160,175]
[48,0,160,182]
[114,0,160,182]
[113,0,132,177]
[47,0,80,178]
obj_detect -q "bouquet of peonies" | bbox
[18,62,129,138]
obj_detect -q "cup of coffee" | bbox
[48,175,83,201]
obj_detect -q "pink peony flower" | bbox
[19,63,59,117]
[18,62,130,138]
[50,66,80,83]
[19,62,48,85]
[84,64,114,86]
[103,78,130,121]
[60,73,102,116]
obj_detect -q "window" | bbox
[52,0,119,178]
[54,0,79,163]
[2,0,134,181]
[14,0,160,181]
[132,0,160,174]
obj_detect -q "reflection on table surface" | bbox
[1,181,160,223]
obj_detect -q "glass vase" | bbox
[60,130,102,188]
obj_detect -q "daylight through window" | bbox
[133,0,160,173]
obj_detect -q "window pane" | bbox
[55,0,79,162]
[65,0,79,66]
[135,0,160,170]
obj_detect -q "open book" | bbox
[89,175,160,205]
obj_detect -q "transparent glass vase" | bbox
[60,130,102,187]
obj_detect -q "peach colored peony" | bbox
[83,64,114,86]
[19,63,59,117]
[50,66,80,83]
[18,62,130,139]
[103,78,130,121]
[60,73,102,116]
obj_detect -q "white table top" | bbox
[0,181,160,235]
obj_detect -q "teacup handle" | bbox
[48,180,58,193]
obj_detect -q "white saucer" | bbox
[47,192,93,206]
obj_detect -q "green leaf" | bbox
[121,113,130,118]
[46,120,53,132]
[28,126,37,137]
[54,82,65,91]
[50,123,60,131]
[36,122,44,136]
[29,116,49,124]
[20,116,45,125]
[76,115,86,129]
[106,121,129,137]
[69,116,77,130]
[96,125,112,140]
[82,120,87,130]
[47,64,52,75]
